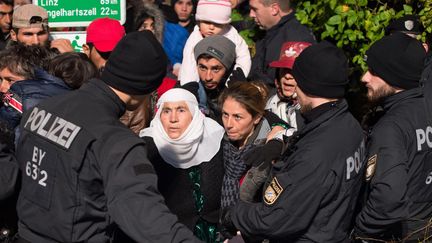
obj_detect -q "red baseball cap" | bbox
[269,42,312,69]
[86,18,125,52]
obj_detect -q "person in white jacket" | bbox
[178,0,251,85]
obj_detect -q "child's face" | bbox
[276,68,297,99]
[199,21,225,37]
[138,18,155,33]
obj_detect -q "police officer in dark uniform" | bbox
[221,42,365,242]
[353,33,431,241]
[0,119,18,241]
[13,31,200,242]
[0,119,16,200]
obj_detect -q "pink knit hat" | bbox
[195,0,232,24]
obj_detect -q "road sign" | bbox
[51,31,86,52]
[32,0,126,27]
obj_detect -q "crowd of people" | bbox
[0,0,431,242]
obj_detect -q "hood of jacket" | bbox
[135,2,165,43]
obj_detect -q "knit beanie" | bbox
[195,0,231,24]
[194,35,236,69]
[292,41,349,98]
[101,31,167,95]
[366,33,426,90]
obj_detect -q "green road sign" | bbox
[33,0,126,27]
[51,31,86,52]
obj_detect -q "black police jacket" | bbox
[230,99,365,242]
[15,79,199,243]
[355,88,432,239]
[0,121,18,200]
[248,11,316,86]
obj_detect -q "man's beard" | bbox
[367,85,396,105]
[300,102,312,114]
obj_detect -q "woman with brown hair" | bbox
[218,81,281,210]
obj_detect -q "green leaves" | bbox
[357,0,368,7]
[329,0,338,10]
[403,4,413,14]
[294,0,430,71]
[346,10,358,27]
[327,15,342,25]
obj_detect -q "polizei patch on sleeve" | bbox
[264,177,283,205]
[365,154,377,182]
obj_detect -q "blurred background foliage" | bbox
[295,0,431,71]
[294,0,431,119]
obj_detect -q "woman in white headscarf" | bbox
[139,88,225,243]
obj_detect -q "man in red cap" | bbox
[82,17,125,74]
[265,41,311,135]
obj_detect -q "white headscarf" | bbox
[139,88,225,169]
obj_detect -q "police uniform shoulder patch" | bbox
[264,177,283,205]
[365,154,377,181]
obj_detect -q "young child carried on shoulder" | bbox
[178,0,251,85]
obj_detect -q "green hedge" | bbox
[295,0,431,71]
[232,0,431,71]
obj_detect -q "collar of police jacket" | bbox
[381,87,423,111]
[299,99,347,138]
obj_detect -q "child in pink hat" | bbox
[178,0,251,85]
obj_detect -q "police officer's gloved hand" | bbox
[240,164,270,202]
[240,140,282,202]
[243,139,283,169]
[228,67,247,84]
[218,207,237,240]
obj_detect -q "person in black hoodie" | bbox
[247,0,315,87]
[171,0,197,33]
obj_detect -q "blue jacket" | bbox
[0,68,71,137]
[163,21,189,65]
